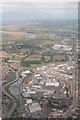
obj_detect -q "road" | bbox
[63,99,78,117]
[40,46,49,54]
[2,72,19,118]
[34,46,50,54]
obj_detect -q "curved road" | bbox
[40,46,49,54]
[2,72,19,118]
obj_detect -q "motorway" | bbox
[2,72,19,118]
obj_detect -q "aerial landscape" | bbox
[1,2,80,119]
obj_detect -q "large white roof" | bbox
[22,70,31,74]
[46,82,59,87]
[29,103,41,113]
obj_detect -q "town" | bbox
[1,23,79,119]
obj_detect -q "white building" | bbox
[29,103,41,113]
[21,70,31,79]
[46,82,59,87]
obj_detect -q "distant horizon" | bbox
[2,2,78,25]
[2,19,78,26]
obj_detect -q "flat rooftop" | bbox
[29,103,41,113]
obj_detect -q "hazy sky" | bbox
[1,0,79,2]
[2,2,78,24]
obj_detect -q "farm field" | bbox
[0,51,9,58]
[2,31,28,41]
[2,25,77,67]
[24,54,42,61]
[53,55,67,61]
[10,53,28,59]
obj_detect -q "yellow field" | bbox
[10,53,27,59]
[24,54,42,61]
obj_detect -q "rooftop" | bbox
[46,82,59,87]
[22,70,31,75]
[29,103,41,113]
